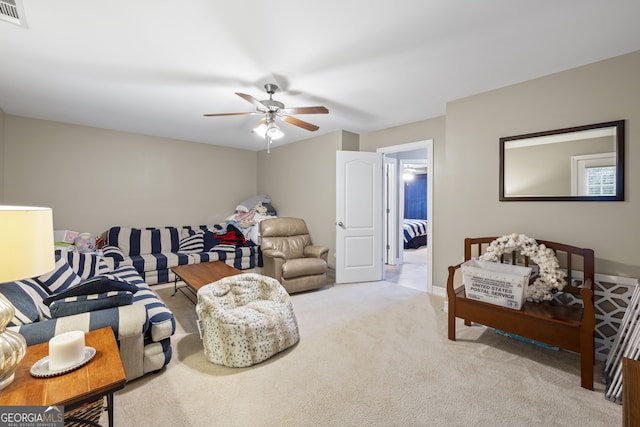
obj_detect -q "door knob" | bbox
[337,221,344,228]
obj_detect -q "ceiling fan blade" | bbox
[282,116,320,132]
[282,106,329,115]
[203,112,258,117]
[236,92,266,110]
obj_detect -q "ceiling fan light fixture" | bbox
[253,122,267,137]
[266,121,284,140]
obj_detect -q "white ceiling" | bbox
[2,1,640,151]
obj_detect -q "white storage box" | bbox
[461,259,532,310]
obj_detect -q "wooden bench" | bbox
[446,237,596,390]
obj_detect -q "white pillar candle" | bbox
[48,330,85,371]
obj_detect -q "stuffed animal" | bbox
[74,233,96,253]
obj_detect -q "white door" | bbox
[336,151,383,284]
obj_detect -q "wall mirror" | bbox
[499,120,624,201]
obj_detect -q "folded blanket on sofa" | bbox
[43,275,139,305]
[48,291,134,318]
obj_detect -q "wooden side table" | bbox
[0,327,126,426]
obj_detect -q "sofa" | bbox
[101,225,258,285]
[5,249,175,381]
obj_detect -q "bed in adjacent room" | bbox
[403,219,428,249]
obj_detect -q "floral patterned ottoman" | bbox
[196,273,299,367]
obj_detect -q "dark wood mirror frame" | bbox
[499,120,625,201]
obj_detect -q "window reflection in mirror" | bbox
[499,120,624,201]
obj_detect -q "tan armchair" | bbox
[259,217,329,294]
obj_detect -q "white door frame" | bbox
[384,157,398,265]
[377,140,433,294]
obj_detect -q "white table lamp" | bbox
[0,206,55,389]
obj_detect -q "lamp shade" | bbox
[0,206,55,283]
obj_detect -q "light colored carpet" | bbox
[105,279,621,427]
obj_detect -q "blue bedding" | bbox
[403,219,428,248]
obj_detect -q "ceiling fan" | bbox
[204,84,329,143]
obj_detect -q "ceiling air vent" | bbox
[0,0,27,28]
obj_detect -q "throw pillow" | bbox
[37,255,82,295]
[178,233,205,254]
[188,229,221,251]
[49,291,134,318]
[60,250,111,279]
[0,279,47,326]
[43,275,139,306]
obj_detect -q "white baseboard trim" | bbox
[432,286,446,298]
[432,286,448,312]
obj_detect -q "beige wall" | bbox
[360,117,446,153]
[360,51,639,290]
[438,50,640,287]
[256,130,358,268]
[3,50,639,290]
[3,115,257,235]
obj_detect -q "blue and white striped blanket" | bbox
[403,219,428,243]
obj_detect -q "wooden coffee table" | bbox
[172,261,242,302]
[0,327,126,427]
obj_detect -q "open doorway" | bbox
[377,140,433,293]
